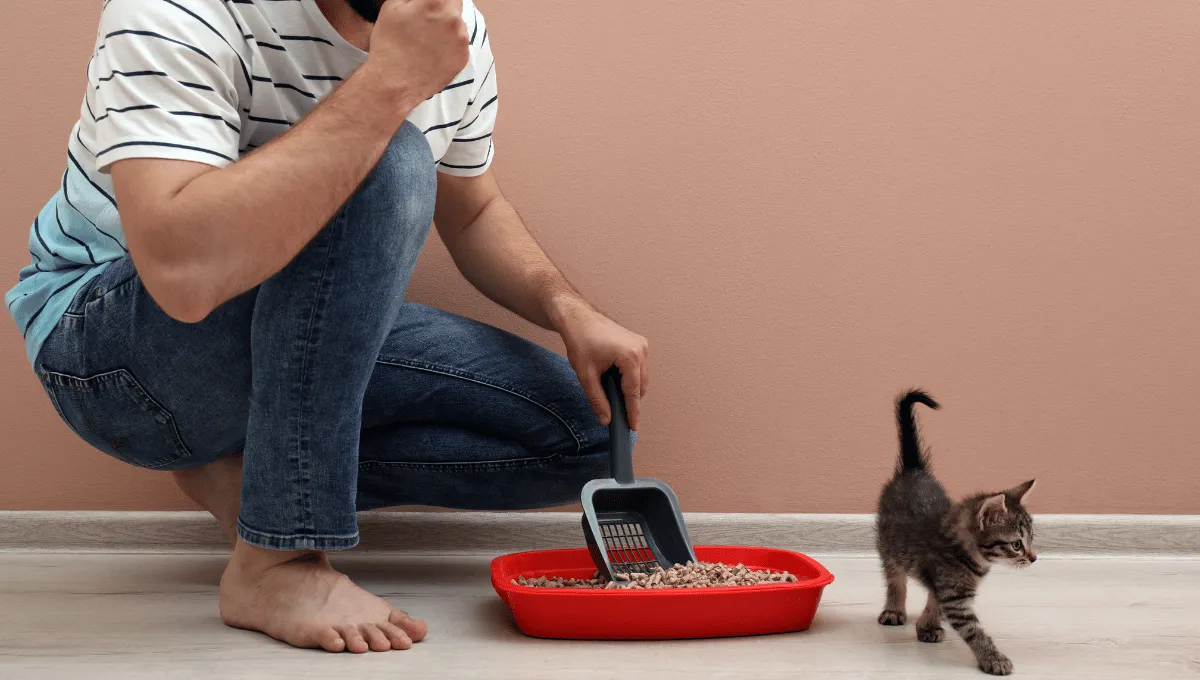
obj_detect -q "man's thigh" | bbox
[356,302,611,509]
[36,256,255,470]
[362,302,608,461]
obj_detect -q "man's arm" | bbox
[435,171,650,429]
[110,0,469,323]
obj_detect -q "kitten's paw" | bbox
[877,610,907,626]
[977,651,1013,676]
[916,625,944,643]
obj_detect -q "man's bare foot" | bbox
[219,540,428,652]
[173,454,244,545]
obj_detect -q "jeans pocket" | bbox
[40,368,192,470]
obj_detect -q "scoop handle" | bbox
[601,367,635,484]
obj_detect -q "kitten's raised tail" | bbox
[896,389,940,472]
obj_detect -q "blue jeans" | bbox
[34,123,611,551]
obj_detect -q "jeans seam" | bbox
[62,259,123,316]
[372,357,586,452]
[81,272,138,314]
[41,381,76,435]
[358,452,567,472]
[292,225,340,538]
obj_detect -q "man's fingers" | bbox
[615,355,642,431]
[580,367,610,425]
[640,342,649,398]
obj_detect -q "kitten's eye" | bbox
[1010,540,1023,551]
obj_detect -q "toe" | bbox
[314,628,346,653]
[361,624,391,652]
[379,621,414,650]
[337,624,369,654]
[390,610,429,642]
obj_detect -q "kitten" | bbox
[875,390,1036,676]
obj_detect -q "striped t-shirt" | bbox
[5,0,499,367]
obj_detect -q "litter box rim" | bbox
[490,545,835,640]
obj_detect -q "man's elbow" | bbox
[133,252,218,324]
[158,292,215,324]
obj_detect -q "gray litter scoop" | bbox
[581,367,697,581]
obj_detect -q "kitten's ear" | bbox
[977,494,1008,529]
[1008,479,1036,505]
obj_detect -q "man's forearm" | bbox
[442,196,592,332]
[437,178,650,427]
[124,65,419,318]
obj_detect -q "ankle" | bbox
[230,539,324,573]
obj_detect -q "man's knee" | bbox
[355,121,438,232]
[334,122,438,279]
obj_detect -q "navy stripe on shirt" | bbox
[96,140,235,163]
[102,30,220,67]
[54,201,97,265]
[439,144,493,170]
[156,0,254,94]
[95,70,217,93]
[32,216,67,263]
[458,95,498,131]
[64,155,128,252]
[424,119,463,134]
[90,104,241,134]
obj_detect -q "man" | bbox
[5,0,650,654]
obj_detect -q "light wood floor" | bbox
[0,552,1196,679]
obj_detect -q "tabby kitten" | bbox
[876,390,1036,676]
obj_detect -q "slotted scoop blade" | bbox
[581,368,696,581]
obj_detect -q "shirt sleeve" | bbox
[88,0,248,172]
[437,7,498,177]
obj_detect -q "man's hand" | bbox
[369,0,469,103]
[556,301,650,431]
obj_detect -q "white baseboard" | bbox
[0,511,1196,556]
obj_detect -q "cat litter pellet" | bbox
[511,561,799,589]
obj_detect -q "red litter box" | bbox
[490,545,834,640]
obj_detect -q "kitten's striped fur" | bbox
[875,390,1036,676]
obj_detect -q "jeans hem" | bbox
[236,519,361,551]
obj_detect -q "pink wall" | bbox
[1,2,1198,513]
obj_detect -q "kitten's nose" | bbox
[1028,552,1037,563]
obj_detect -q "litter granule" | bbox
[512,561,799,590]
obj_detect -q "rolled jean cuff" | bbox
[236,519,361,552]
